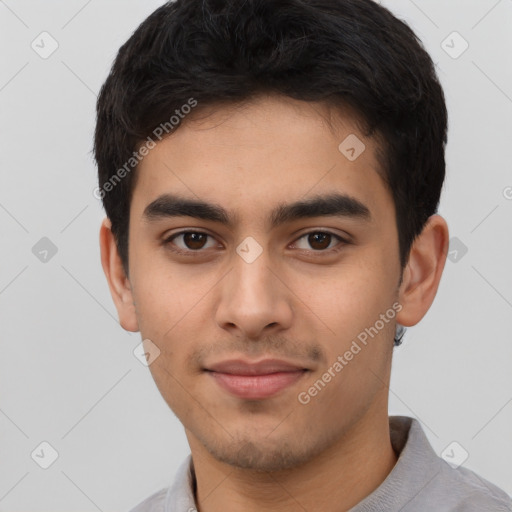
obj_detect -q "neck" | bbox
[188,407,397,512]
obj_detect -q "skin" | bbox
[100,94,449,512]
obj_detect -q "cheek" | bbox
[131,264,211,366]
[302,261,392,335]
[301,259,397,377]
[130,245,191,316]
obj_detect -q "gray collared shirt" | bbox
[129,416,512,511]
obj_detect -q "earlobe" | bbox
[99,217,139,332]
[396,214,449,328]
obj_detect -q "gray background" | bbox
[1,0,511,510]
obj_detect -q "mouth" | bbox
[204,358,310,400]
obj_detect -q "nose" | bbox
[215,247,294,340]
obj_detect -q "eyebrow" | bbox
[142,192,372,229]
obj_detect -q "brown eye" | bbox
[164,231,217,254]
[293,231,347,252]
[307,232,332,250]
[181,232,208,250]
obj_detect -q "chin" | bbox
[198,431,319,472]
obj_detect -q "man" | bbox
[94,0,512,510]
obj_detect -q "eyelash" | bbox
[162,230,350,257]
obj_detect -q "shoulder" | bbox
[127,487,168,512]
[126,454,196,512]
[386,417,512,511]
[433,463,512,511]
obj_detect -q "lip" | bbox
[204,358,309,400]
[205,358,308,375]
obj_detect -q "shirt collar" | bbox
[164,453,197,512]
[349,416,444,511]
[164,416,442,512]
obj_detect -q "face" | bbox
[124,95,404,471]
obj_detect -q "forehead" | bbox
[131,95,394,227]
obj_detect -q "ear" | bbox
[396,214,449,327]
[99,217,139,332]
